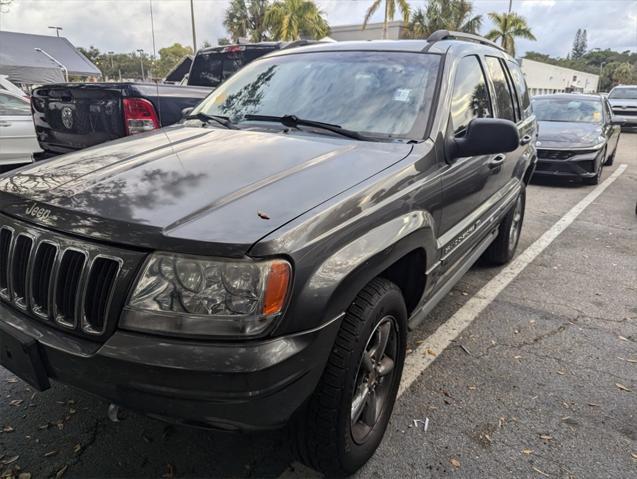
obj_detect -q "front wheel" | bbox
[291,278,407,476]
[483,186,526,265]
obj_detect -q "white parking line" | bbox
[398,164,628,397]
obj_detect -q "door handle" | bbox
[519,134,533,145]
[488,154,506,169]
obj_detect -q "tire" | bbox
[291,278,408,477]
[483,187,526,265]
[605,149,615,166]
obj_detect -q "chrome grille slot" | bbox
[31,242,57,317]
[12,234,33,308]
[0,228,12,298]
[55,249,86,327]
[83,257,121,334]
[0,213,144,341]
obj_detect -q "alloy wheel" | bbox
[508,195,523,253]
[350,315,398,444]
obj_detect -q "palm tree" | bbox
[265,0,329,40]
[363,0,411,40]
[405,0,482,39]
[485,11,536,57]
[223,0,269,43]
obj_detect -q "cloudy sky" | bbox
[0,0,635,58]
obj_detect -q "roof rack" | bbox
[426,30,507,53]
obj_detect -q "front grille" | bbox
[32,242,57,317]
[0,214,145,340]
[12,235,33,308]
[613,109,637,117]
[537,149,575,160]
[55,249,86,327]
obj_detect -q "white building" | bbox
[519,58,599,96]
[329,21,408,41]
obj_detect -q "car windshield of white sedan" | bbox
[193,51,441,139]
[609,87,637,99]
[532,99,603,123]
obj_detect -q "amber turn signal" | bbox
[263,261,291,316]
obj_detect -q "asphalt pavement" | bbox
[1,133,636,479]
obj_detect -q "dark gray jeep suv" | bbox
[0,31,536,475]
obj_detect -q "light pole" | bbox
[190,0,197,52]
[34,47,69,81]
[137,49,145,81]
[48,26,63,37]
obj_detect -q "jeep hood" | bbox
[536,121,603,149]
[0,126,412,256]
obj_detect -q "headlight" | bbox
[121,253,292,337]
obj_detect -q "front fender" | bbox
[273,211,438,335]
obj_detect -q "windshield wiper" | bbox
[242,114,376,141]
[185,112,237,129]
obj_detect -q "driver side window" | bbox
[450,56,492,136]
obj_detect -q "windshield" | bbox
[532,98,603,123]
[193,51,441,139]
[609,87,637,100]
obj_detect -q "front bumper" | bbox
[0,301,341,431]
[533,149,602,179]
[612,113,637,126]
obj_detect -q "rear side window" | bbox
[188,47,277,87]
[0,92,30,116]
[485,57,516,122]
[450,56,492,135]
[507,60,532,119]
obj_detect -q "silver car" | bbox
[608,85,637,127]
[0,90,41,172]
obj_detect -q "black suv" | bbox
[0,31,536,476]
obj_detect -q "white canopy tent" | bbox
[0,31,101,85]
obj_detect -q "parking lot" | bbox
[1,132,636,478]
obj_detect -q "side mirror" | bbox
[181,107,194,119]
[450,118,520,159]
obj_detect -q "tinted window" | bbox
[602,99,612,122]
[485,57,516,121]
[0,92,30,116]
[507,60,532,118]
[450,56,492,135]
[532,98,603,123]
[188,47,277,87]
[195,51,441,139]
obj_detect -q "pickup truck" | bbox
[30,43,296,157]
[0,32,536,476]
[30,82,211,157]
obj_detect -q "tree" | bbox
[610,62,634,85]
[571,28,588,59]
[265,0,329,41]
[78,46,102,65]
[155,43,193,78]
[405,0,482,39]
[224,0,269,42]
[363,0,411,40]
[485,11,536,57]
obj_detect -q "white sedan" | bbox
[0,90,41,173]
